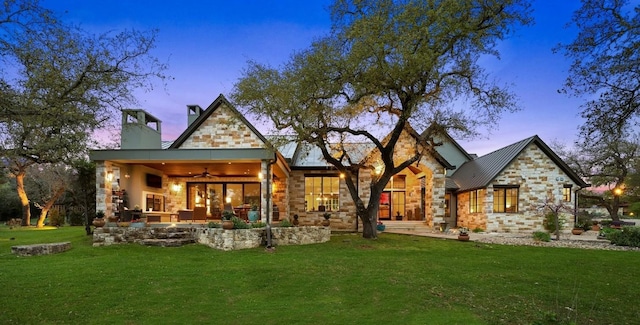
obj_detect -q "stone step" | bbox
[140,238,196,247]
[151,231,194,240]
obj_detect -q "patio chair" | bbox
[178,209,193,222]
[193,206,207,222]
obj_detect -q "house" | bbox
[90,94,588,233]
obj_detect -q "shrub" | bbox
[472,227,484,233]
[598,227,619,238]
[231,216,250,229]
[207,221,220,228]
[251,221,266,228]
[533,231,551,242]
[607,227,640,247]
[48,209,65,227]
[542,212,566,233]
[67,211,85,226]
[279,218,293,227]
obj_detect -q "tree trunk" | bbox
[361,212,377,239]
[36,187,66,228]
[553,212,560,241]
[610,196,621,221]
[15,172,31,226]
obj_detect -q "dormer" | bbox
[121,109,162,149]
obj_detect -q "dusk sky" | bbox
[42,0,587,156]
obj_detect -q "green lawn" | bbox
[1,226,638,325]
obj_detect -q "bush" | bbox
[607,227,640,247]
[472,227,484,233]
[48,209,65,227]
[279,218,293,227]
[231,216,250,229]
[542,212,566,233]
[533,231,551,242]
[67,211,85,226]
[251,221,266,228]
[207,221,220,228]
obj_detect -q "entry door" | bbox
[379,191,406,220]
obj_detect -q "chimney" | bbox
[121,109,162,149]
[187,104,203,126]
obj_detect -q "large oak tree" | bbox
[557,0,640,142]
[0,0,167,227]
[232,0,531,238]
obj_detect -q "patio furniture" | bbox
[193,207,207,222]
[178,209,193,222]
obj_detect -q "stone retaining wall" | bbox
[11,242,72,256]
[93,226,331,251]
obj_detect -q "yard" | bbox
[1,226,638,324]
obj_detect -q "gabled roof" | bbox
[168,94,270,149]
[450,135,589,192]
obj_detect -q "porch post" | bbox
[260,160,269,222]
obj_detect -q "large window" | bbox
[563,185,572,202]
[187,182,260,217]
[493,186,519,213]
[469,190,480,213]
[305,175,340,212]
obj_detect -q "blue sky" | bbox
[42,0,587,156]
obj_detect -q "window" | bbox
[187,182,261,216]
[563,185,572,202]
[493,186,519,213]
[305,175,340,212]
[469,190,480,213]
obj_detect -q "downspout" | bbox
[265,154,277,248]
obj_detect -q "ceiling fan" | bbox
[193,167,212,177]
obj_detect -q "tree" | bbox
[557,0,640,142]
[24,163,73,228]
[232,0,532,238]
[559,132,639,220]
[0,0,167,227]
[65,160,97,235]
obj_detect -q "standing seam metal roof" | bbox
[450,135,588,192]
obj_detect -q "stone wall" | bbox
[93,226,331,251]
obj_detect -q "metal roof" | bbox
[450,135,588,192]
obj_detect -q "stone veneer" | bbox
[457,143,580,233]
[179,103,264,149]
[93,226,330,251]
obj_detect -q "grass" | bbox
[1,226,639,324]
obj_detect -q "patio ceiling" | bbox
[143,162,262,178]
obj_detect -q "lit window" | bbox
[493,186,519,213]
[305,175,340,212]
[469,190,480,213]
[563,185,572,202]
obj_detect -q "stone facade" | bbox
[179,103,264,149]
[457,144,580,233]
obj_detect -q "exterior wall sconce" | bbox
[106,171,114,182]
[258,172,263,180]
[171,183,182,193]
[226,196,231,203]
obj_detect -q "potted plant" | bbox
[248,202,260,222]
[92,210,106,227]
[376,221,386,231]
[572,221,585,235]
[221,210,235,230]
[457,227,470,241]
[322,212,331,227]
